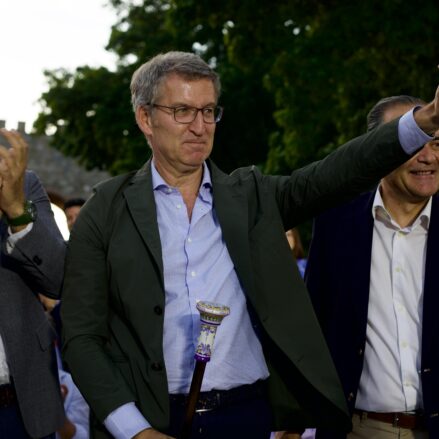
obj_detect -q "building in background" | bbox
[0,119,110,200]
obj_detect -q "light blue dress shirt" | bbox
[154,162,269,395]
[104,108,433,438]
[105,162,268,438]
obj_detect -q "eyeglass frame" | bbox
[145,103,223,124]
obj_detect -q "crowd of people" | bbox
[0,50,438,439]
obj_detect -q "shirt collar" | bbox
[151,161,212,198]
[372,185,431,231]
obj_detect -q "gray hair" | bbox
[367,95,425,131]
[130,51,221,111]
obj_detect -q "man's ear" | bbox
[135,106,153,136]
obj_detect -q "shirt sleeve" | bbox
[57,370,90,439]
[398,107,434,155]
[103,402,151,439]
[6,223,33,253]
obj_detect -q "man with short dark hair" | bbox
[61,52,439,439]
[306,95,439,438]
[63,198,85,231]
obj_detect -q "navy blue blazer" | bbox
[306,190,439,437]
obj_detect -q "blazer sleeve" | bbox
[264,118,410,229]
[1,170,66,298]
[61,187,136,422]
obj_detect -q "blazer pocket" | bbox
[36,321,57,351]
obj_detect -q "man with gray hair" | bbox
[61,52,439,439]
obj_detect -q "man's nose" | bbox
[417,142,437,163]
[188,110,206,134]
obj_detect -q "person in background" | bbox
[285,228,307,278]
[43,190,91,439]
[61,52,439,439]
[47,190,70,241]
[306,95,439,438]
[0,129,66,438]
[43,196,86,349]
[64,198,85,232]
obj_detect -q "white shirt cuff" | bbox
[103,402,151,439]
[6,223,33,253]
[398,106,434,155]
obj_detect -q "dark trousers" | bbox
[0,404,55,439]
[165,394,272,439]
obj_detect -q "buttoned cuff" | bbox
[398,107,434,155]
[6,223,33,253]
[103,402,151,439]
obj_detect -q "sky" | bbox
[0,0,118,132]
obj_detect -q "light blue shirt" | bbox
[105,162,268,438]
[57,370,90,439]
[104,108,433,438]
[154,162,268,395]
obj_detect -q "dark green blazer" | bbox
[61,119,411,435]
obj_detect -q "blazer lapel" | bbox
[421,194,439,363]
[350,192,375,325]
[209,162,254,297]
[123,159,256,297]
[123,160,164,286]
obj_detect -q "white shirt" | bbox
[0,336,9,385]
[355,188,430,412]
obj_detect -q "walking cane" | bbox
[180,301,230,439]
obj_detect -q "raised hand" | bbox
[0,129,28,219]
[414,69,439,136]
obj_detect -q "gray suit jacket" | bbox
[62,119,412,435]
[0,171,66,438]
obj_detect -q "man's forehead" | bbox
[157,74,216,97]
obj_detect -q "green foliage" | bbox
[35,0,276,174]
[35,0,439,178]
[264,0,439,173]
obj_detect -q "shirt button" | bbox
[358,348,363,356]
[187,237,192,243]
[191,271,196,277]
[395,267,401,273]
[176,204,182,209]
[401,341,408,348]
[166,188,172,194]
[154,306,163,315]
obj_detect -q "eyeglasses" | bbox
[146,103,223,124]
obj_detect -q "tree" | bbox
[35,66,145,174]
[35,0,277,174]
[263,0,439,173]
[35,0,439,180]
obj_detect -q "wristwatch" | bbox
[6,200,38,226]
